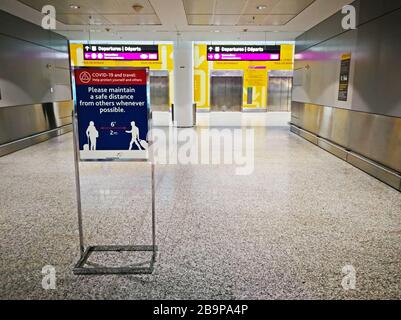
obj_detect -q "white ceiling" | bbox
[17,0,161,25]
[184,0,315,26]
[0,0,354,41]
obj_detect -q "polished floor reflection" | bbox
[0,127,400,299]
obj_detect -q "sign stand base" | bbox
[73,245,158,275]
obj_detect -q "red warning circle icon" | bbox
[79,71,91,84]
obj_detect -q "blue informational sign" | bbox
[73,68,149,160]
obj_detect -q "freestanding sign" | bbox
[71,67,156,275]
[73,68,149,160]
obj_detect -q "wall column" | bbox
[173,41,194,127]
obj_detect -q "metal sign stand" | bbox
[71,67,157,275]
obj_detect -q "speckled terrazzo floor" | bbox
[0,126,400,300]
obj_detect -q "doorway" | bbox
[150,70,170,112]
[210,71,243,112]
[268,77,292,112]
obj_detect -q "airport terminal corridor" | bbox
[1,126,400,300]
[1,0,401,306]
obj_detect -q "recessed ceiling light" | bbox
[69,4,80,9]
[256,5,267,10]
[132,4,144,13]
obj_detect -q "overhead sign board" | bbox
[207,45,281,61]
[84,44,159,61]
[72,67,149,160]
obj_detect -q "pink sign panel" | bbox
[207,53,280,61]
[84,52,159,61]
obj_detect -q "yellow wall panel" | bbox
[193,43,294,109]
[69,43,175,105]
